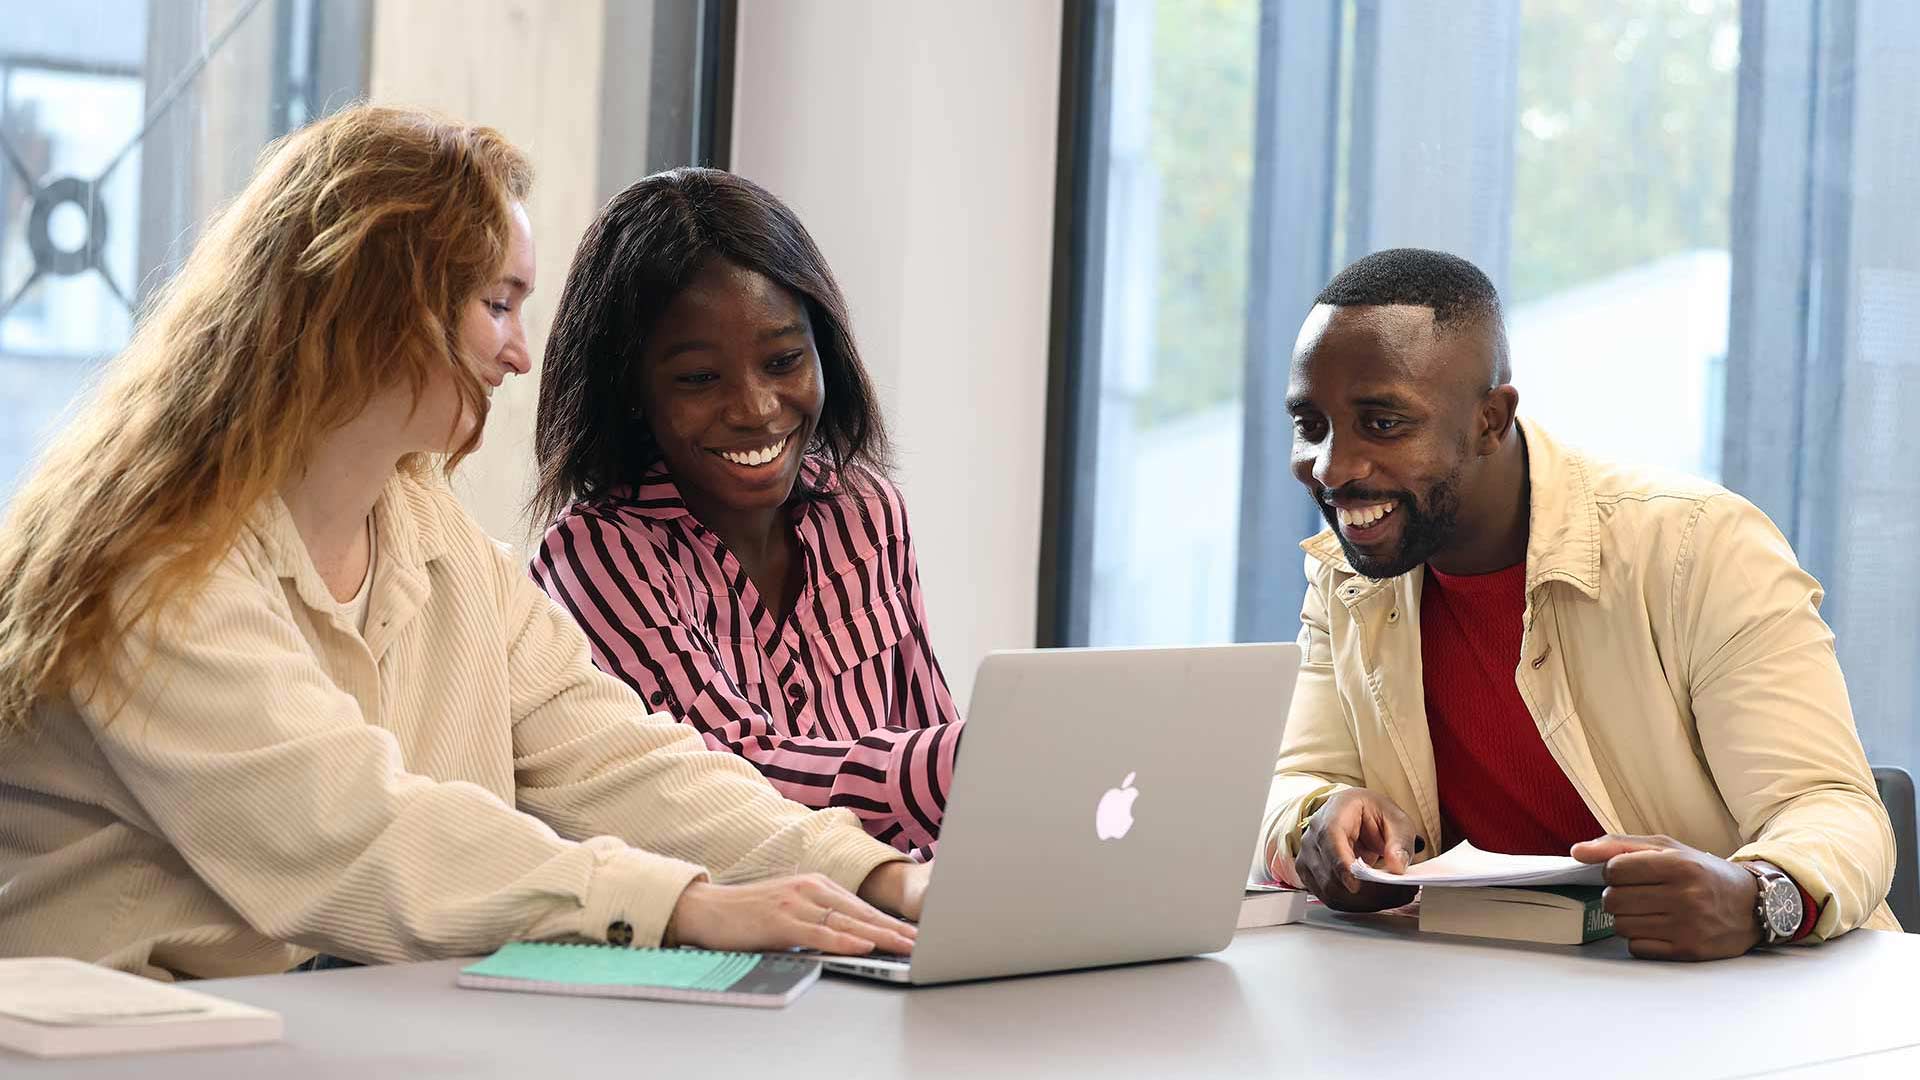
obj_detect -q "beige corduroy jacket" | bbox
[0,472,906,979]
[1260,420,1899,941]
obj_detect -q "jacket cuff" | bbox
[581,845,709,948]
[802,808,912,896]
[1256,782,1350,885]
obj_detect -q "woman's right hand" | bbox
[662,874,918,955]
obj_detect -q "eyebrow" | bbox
[1352,393,1416,410]
[760,321,808,341]
[503,274,532,297]
[1284,391,1417,413]
[657,339,717,363]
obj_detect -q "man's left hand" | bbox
[1571,834,1761,961]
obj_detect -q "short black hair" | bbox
[531,168,889,523]
[1316,248,1511,383]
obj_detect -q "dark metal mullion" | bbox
[695,0,737,169]
[308,0,371,118]
[134,0,200,306]
[1234,0,1344,644]
[1035,0,1117,648]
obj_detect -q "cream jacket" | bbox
[0,473,905,979]
[1261,420,1899,940]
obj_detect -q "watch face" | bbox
[1763,877,1802,938]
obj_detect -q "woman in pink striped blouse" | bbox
[530,169,963,856]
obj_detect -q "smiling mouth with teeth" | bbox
[714,436,789,468]
[1335,502,1397,530]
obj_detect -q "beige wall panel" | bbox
[370,0,607,548]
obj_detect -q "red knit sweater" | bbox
[1420,562,1603,855]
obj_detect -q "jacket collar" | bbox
[605,455,837,522]
[1299,417,1601,600]
[1514,418,1601,599]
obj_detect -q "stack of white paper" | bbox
[1351,840,1606,888]
[0,957,281,1058]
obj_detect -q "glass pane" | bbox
[0,67,144,357]
[0,350,96,490]
[1073,0,1742,648]
[1507,0,1739,480]
[1086,0,1260,647]
[0,7,150,501]
[0,0,311,503]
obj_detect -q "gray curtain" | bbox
[1723,0,1920,775]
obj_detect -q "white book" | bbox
[0,957,282,1059]
[1239,883,1310,929]
[1349,840,1605,889]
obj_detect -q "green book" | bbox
[1418,884,1616,945]
[457,943,821,1008]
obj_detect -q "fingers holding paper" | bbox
[1574,834,1764,961]
[1295,788,1421,912]
[1569,833,1677,865]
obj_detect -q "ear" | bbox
[1477,385,1519,454]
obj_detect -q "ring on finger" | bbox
[819,907,835,927]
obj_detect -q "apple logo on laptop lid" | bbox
[1095,772,1139,840]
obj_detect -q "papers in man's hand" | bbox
[1350,840,1605,888]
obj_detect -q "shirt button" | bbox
[649,690,668,707]
[607,921,634,947]
[787,684,807,704]
[1387,610,1399,623]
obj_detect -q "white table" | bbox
[15,910,1920,1079]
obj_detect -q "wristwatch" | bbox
[1743,861,1804,945]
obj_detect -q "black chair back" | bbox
[1872,765,1919,933]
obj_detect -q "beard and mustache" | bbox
[1316,469,1464,581]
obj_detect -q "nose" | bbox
[502,318,532,376]
[722,375,780,428]
[1308,433,1371,493]
[718,372,775,426]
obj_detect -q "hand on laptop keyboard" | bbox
[663,875,919,957]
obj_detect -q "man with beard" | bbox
[1258,248,1899,959]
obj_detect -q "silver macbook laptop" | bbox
[822,643,1298,985]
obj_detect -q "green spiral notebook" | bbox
[457,943,821,1008]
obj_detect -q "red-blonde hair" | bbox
[0,103,532,737]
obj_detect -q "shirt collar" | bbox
[255,471,452,614]
[607,455,838,522]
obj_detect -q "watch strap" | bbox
[1741,860,1801,944]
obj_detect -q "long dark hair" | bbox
[531,167,889,523]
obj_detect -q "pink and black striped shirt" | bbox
[532,459,962,855]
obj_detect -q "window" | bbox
[1047,0,1920,774]
[0,0,739,511]
[0,0,371,503]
